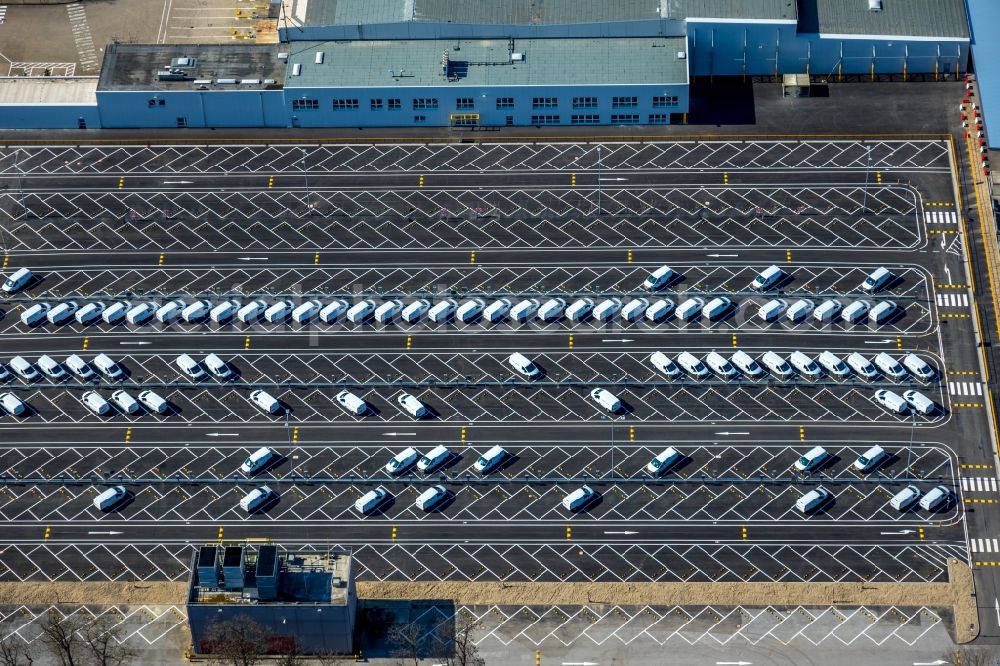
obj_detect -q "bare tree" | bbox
[314,652,353,666]
[81,615,135,666]
[37,610,88,666]
[439,614,484,666]
[941,647,1000,666]
[387,622,428,666]
[205,615,267,666]
[0,623,32,666]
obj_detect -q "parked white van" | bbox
[701,297,731,321]
[176,353,206,380]
[335,390,367,415]
[75,301,105,325]
[250,389,280,414]
[593,298,622,322]
[319,299,350,323]
[841,300,871,324]
[643,265,676,290]
[789,351,821,378]
[204,353,232,379]
[82,391,111,415]
[761,351,793,379]
[509,352,541,378]
[919,485,951,512]
[292,300,323,324]
[415,485,448,512]
[705,351,737,379]
[427,299,457,323]
[536,298,565,322]
[758,298,787,322]
[397,392,428,418]
[93,486,128,512]
[385,447,418,475]
[210,300,240,324]
[482,298,511,323]
[47,301,78,325]
[873,352,906,380]
[812,299,842,323]
[817,351,850,378]
[676,351,710,379]
[125,302,157,325]
[730,350,764,377]
[182,300,212,323]
[903,390,937,415]
[8,356,38,381]
[100,301,129,325]
[889,486,921,511]
[590,388,622,412]
[0,393,26,416]
[240,486,275,513]
[861,266,893,293]
[675,297,704,322]
[20,303,49,326]
[236,299,267,324]
[37,355,67,380]
[874,389,908,414]
[111,390,139,414]
[93,353,124,380]
[417,445,451,473]
[474,445,508,474]
[846,352,878,380]
[509,298,539,322]
[354,487,389,515]
[566,298,594,322]
[240,446,277,475]
[902,353,936,381]
[346,299,377,323]
[402,299,431,323]
[2,267,32,293]
[263,300,292,323]
[455,297,487,323]
[752,265,784,290]
[155,299,186,324]
[645,299,673,322]
[794,445,830,472]
[796,487,831,514]
[649,351,681,379]
[646,447,682,476]
[620,298,648,322]
[785,299,813,323]
[562,485,596,512]
[138,390,169,414]
[65,354,95,380]
[869,300,899,325]
[374,299,403,324]
[853,445,888,473]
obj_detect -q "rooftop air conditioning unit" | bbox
[868,0,882,10]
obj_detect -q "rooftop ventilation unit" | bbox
[222,546,245,590]
[315,51,324,64]
[511,52,524,62]
[170,57,197,68]
[157,69,187,81]
[216,78,238,84]
[868,0,882,10]
[291,63,302,76]
[196,546,221,588]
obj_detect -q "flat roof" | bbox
[285,37,689,88]
[98,43,286,92]
[797,0,969,39]
[0,78,98,104]
[303,0,795,26]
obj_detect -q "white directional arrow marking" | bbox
[162,180,194,185]
[600,338,634,343]
[863,339,893,344]
[879,530,916,535]
[237,257,269,261]
[383,432,417,436]
[87,531,124,535]
[913,660,947,666]
[716,662,753,666]
[206,433,239,437]
[603,531,638,536]
[707,253,739,258]
[119,341,152,345]
[715,431,750,436]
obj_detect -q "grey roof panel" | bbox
[798,0,969,38]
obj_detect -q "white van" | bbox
[417,445,451,473]
[20,303,49,326]
[138,390,169,414]
[93,486,127,512]
[758,298,787,322]
[675,297,704,322]
[509,352,541,378]
[676,351,710,379]
[93,353,124,380]
[2,267,32,293]
[240,446,277,475]
[354,487,389,515]
[176,353,206,380]
[861,266,893,293]
[889,486,921,511]
[841,300,871,324]
[646,447,682,475]
[125,302,157,325]
[562,486,596,512]
[846,352,878,380]
[785,299,813,323]
[789,351,821,378]
[537,298,566,322]
[155,299,186,324]
[263,300,292,323]
[385,447,418,475]
[9,356,38,381]
[319,299,350,323]
[75,302,105,325]
[649,351,681,379]
[869,300,899,325]
[102,301,130,325]
[873,352,906,380]
[415,485,448,512]
[794,445,830,472]
[593,298,622,322]
[645,299,673,322]
[428,299,457,323]
[47,301,78,325]
[482,299,511,323]
[903,390,937,415]
[250,389,280,414]
[82,391,111,416]
[182,300,212,323]
[346,299,377,324]
[111,390,139,414]
[397,392,428,418]
[795,487,830,514]
[37,355,67,380]
[644,265,676,290]
[590,387,622,412]
[456,298,485,323]
[565,298,594,322]
[918,485,951,512]
[0,392,26,416]
[374,299,403,324]
[620,298,648,322]
[874,389,908,414]
[701,297,731,321]
[335,390,367,415]
[509,299,540,322]
[705,351,737,379]
[902,354,936,381]
[853,445,888,472]
[65,354,95,380]
[210,300,240,324]
[292,300,322,324]
[730,350,764,377]
[236,299,267,324]
[474,445,508,474]
[812,299,842,323]
[239,486,274,513]
[752,265,784,290]
[402,299,431,323]
[761,351,793,379]
[817,351,850,378]
[204,353,232,379]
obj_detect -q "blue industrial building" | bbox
[0,0,973,129]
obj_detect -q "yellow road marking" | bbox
[419,175,425,187]
[786,249,791,263]
[44,525,51,541]
[217,525,224,541]
[741,525,747,541]
[124,427,132,444]
[470,250,476,264]
[158,252,165,266]
[732,334,737,348]
[568,335,574,349]
[292,426,299,444]
[461,426,467,443]
[268,175,274,188]
[391,525,397,541]
[118,176,124,189]
[314,252,319,265]
[244,336,251,350]
[565,526,572,541]
[627,249,633,263]
[1,256,7,270]
[799,425,805,441]
[406,335,412,350]
[82,337,89,351]
[571,173,576,187]
[629,425,635,442]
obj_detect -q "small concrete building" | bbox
[187,545,356,655]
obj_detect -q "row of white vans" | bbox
[16,293,905,329]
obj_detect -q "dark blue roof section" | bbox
[967,0,1000,149]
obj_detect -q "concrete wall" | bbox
[0,103,99,129]
[188,601,355,655]
[95,90,286,128]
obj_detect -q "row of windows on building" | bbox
[409,114,673,124]
[290,95,680,112]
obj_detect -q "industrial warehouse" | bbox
[0,0,973,129]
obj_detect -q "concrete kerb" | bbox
[0,558,978,643]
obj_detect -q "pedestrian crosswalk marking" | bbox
[935,293,969,307]
[949,382,983,396]
[971,538,1000,553]
[925,211,957,224]
[961,476,998,492]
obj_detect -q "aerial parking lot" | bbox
[0,137,988,599]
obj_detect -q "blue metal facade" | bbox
[94,90,287,129]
